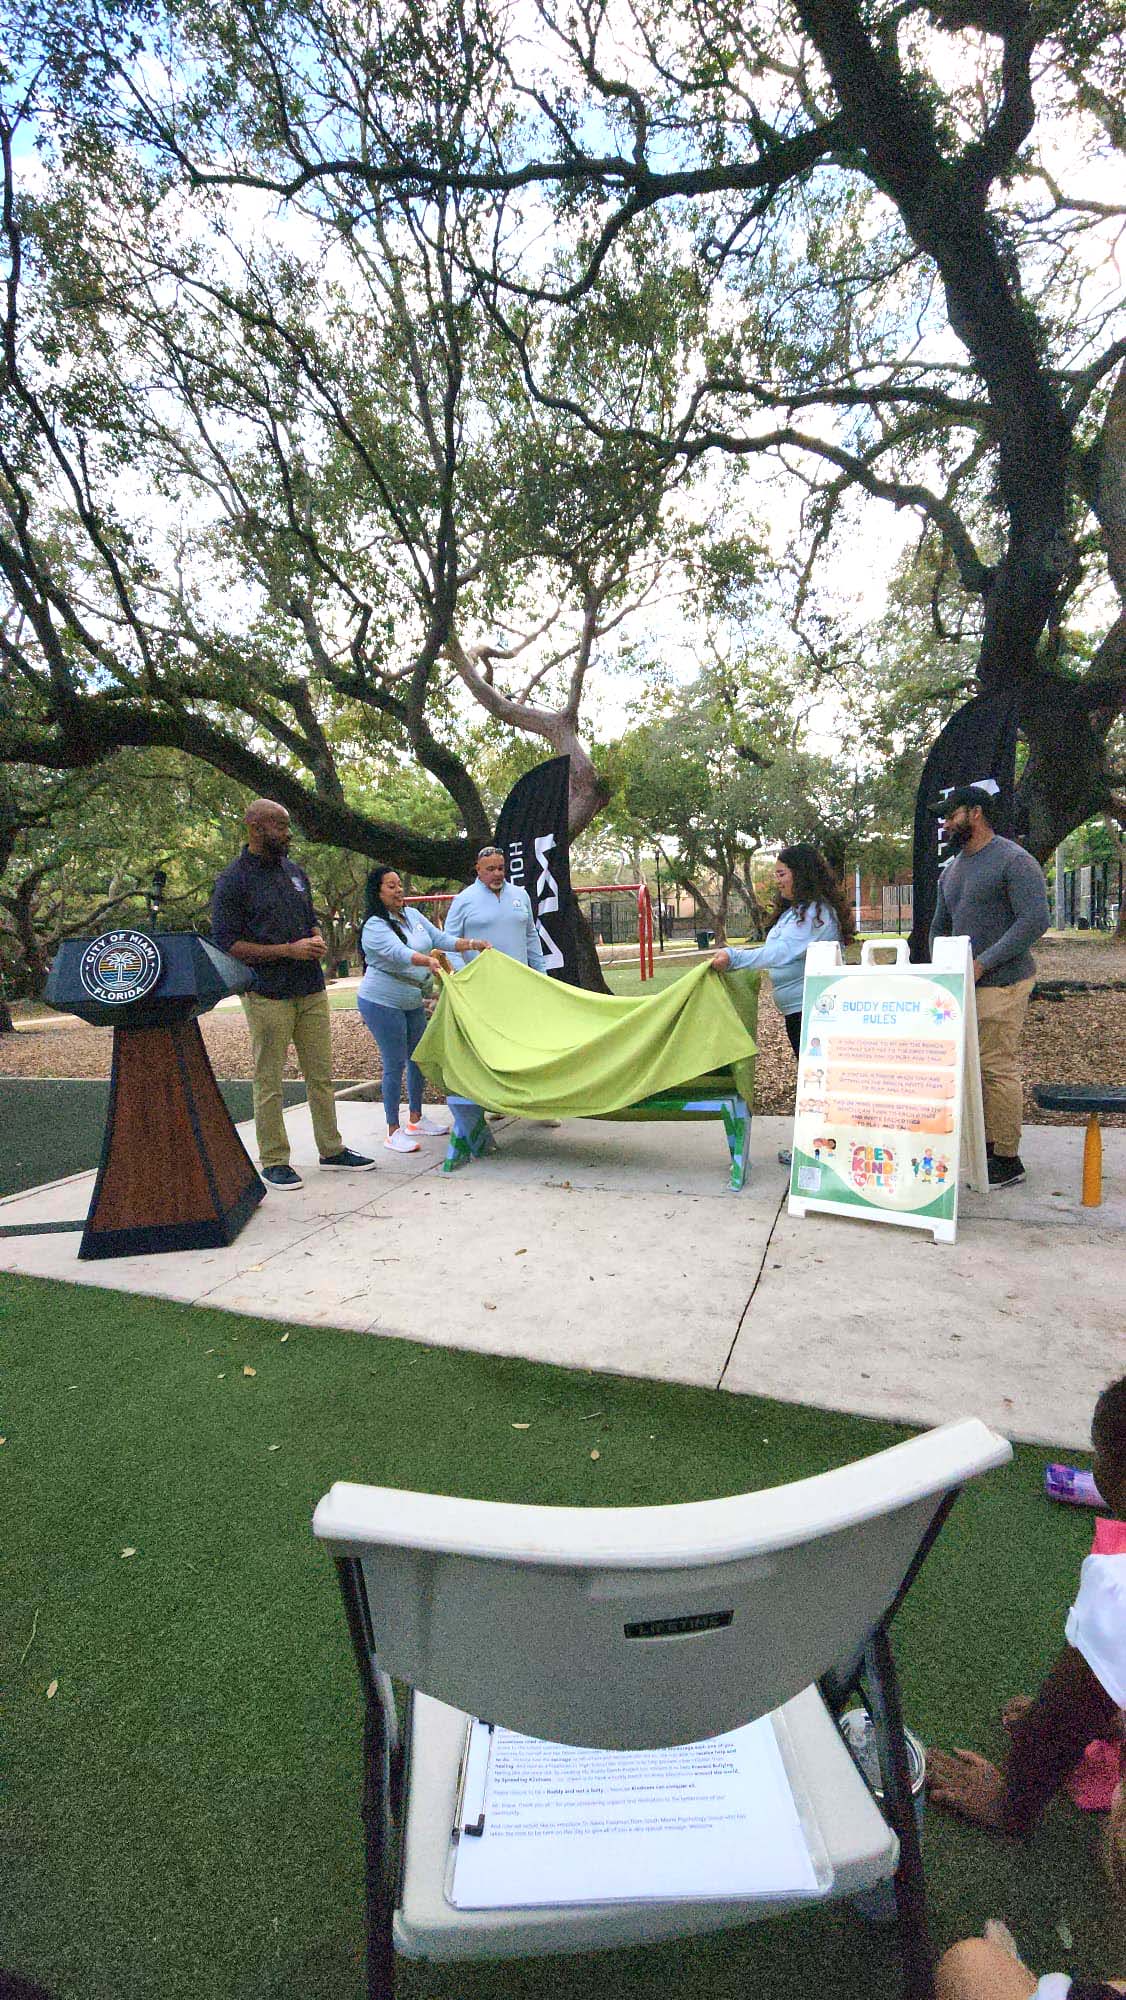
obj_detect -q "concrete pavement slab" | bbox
[477,1114,772,1201]
[721,1202,1122,1449]
[0,1193,348,1301]
[199,1155,783,1382]
[959,1120,1126,1230]
[1,1098,1120,1449]
[0,1172,93,1228]
[0,1106,783,1381]
[0,1103,406,1296]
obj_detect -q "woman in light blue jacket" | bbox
[358,866,490,1153]
[711,844,854,1059]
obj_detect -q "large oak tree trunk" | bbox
[1014,367,1126,860]
[797,5,1125,861]
[569,902,610,993]
[1016,680,1113,861]
[562,737,612,989]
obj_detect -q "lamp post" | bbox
[654,852,665,952]
[148,867,168,933]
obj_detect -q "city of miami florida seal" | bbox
[79,931,164,1006]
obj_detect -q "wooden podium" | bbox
[45,931,265,1260]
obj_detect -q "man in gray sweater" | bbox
[928,786,1051,1188]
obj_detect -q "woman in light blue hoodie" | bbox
[358,866,490,1153]
[711,844,854,1059]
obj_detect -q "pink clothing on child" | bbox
[1090,1518,1126,1558]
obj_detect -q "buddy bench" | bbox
[424,964,768,1192]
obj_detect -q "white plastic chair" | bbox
[313,1416,1011,2000]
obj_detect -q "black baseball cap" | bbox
[927,784,996,817]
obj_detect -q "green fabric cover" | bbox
[414,953,758,1120]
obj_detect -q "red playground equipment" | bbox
[574,882,654,979]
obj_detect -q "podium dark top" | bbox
[210,846,326,1000]
[46,931,255,1029]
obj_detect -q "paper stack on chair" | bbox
[449,1716,821,1908]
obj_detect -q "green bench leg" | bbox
[720,1098,752,1192]
[441,1115,498,1173]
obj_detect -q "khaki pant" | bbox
[241,989,342,1169]
[975,976,1034,1157]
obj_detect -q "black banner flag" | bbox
[908,692,1020,961]
[494,755,578,982]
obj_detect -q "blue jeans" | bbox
[357,998,426,1131]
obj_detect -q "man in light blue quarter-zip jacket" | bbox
[444,846,547,972]
[439,845,548,1158]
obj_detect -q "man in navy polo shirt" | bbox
[211,800,375,1189]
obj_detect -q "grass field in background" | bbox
[603,957,705,997]
[2,1268,1113,2000]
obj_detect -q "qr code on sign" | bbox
[797,1165,822,1193]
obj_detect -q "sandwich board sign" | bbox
[787,935,987,1245]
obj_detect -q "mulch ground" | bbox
[3,936,1124,1124]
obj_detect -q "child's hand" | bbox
[927,1748,1014,1831]
[1001,1695,1033,1734]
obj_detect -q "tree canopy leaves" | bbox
[2,0,1125,874]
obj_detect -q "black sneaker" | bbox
[319,1148,378,1172]
[262,1164,303,1190]
[987,1154,1025,1188]
[777,1149,792,1167]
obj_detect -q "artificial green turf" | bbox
[1,1270,1112,2000]
[0,1079,307,1201]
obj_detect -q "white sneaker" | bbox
[403,1115,449,1138]
[384,1130,420,1153]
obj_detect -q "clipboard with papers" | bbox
[446,1715,823,1909]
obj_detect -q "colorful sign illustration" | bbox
[787,938,985,1244]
